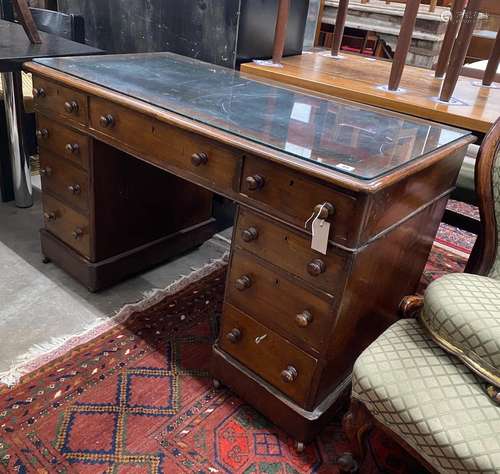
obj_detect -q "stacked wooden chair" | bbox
[306,0,500,98]
[384,0,500,96]
[338,118,500,473]
[438,0,500,102]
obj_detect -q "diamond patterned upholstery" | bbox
[421,273,500,388]
[352,319,500,474]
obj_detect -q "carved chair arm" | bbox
[399,295,424,319]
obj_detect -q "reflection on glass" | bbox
[35,53,470,180]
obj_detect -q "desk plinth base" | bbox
[40,218,217,292]
[211,344,350,445]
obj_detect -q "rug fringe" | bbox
[0,253,229,388]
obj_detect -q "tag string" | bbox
[304,203,327,238]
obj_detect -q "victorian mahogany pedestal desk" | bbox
[25,53,474,446]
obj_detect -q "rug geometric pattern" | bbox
[0,231,470,473]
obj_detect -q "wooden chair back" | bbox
[466,118,500,276]
[439,0,500,101]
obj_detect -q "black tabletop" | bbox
[35,52,470,180]
[0,19,102,72]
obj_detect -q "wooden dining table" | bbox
[241,50,500,137]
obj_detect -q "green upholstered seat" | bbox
[421,145,500,394]
[352,319,500,474]
[421,273,500,388]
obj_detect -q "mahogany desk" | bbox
[25,53,473,446]
[241,51,500,135]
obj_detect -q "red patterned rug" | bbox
[0,221,474,474]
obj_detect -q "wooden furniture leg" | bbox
[483,28,500,86]
[314,0,326,47]
[272,0,291,65]
[337,399,374,473]
[388,0,422,91]
[12,0,42,44]
[435,0,467,79]
[331,0,350,57]
[440,0,481,102]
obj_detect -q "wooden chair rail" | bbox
[12,0,41,44]
[360,0,438,13]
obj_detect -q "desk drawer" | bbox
[32,77,88,126]
[89,97,240,192]
[240,156,360,246]
[219,304,318,407]
[226,250,334,353]
[42,194,91,259]
[39,153,89,213]
[36,116,90,170]
[235,207,349,294]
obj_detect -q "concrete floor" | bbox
[0,187,231,383]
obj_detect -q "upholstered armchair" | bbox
[338,118,500,474]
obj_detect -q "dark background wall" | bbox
[57,0,241,68]
[56,0,308,69]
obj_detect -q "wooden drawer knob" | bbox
[64,101,79,114]
[65,143,80,154]
[32,87,46,98]
[245,175,265,191]
[43,211,56,221]
[241,227,259,242]
[36,128,49,140]
[68,184,81,195]
[235,275,252,291]
[281,366,298,384]
[40,166,52,177]
[72,227,84,240]
[314,202,335,219]
[191,152,208,167]
[99,114,115,128]
[226,328,241,343]
[308,259,326,277]
[295,310,313,328]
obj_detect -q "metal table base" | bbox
[1,71,32,208]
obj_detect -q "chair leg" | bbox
[435,0,467,79]
[483,29,500,86]
[338,399,374,472]
[331,0,350,57]
[388,0,422,91]
[271,0,290,65]
[440,0,481,102]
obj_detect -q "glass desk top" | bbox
[34,52,470,180]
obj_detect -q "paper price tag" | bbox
[311,218,330,255]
